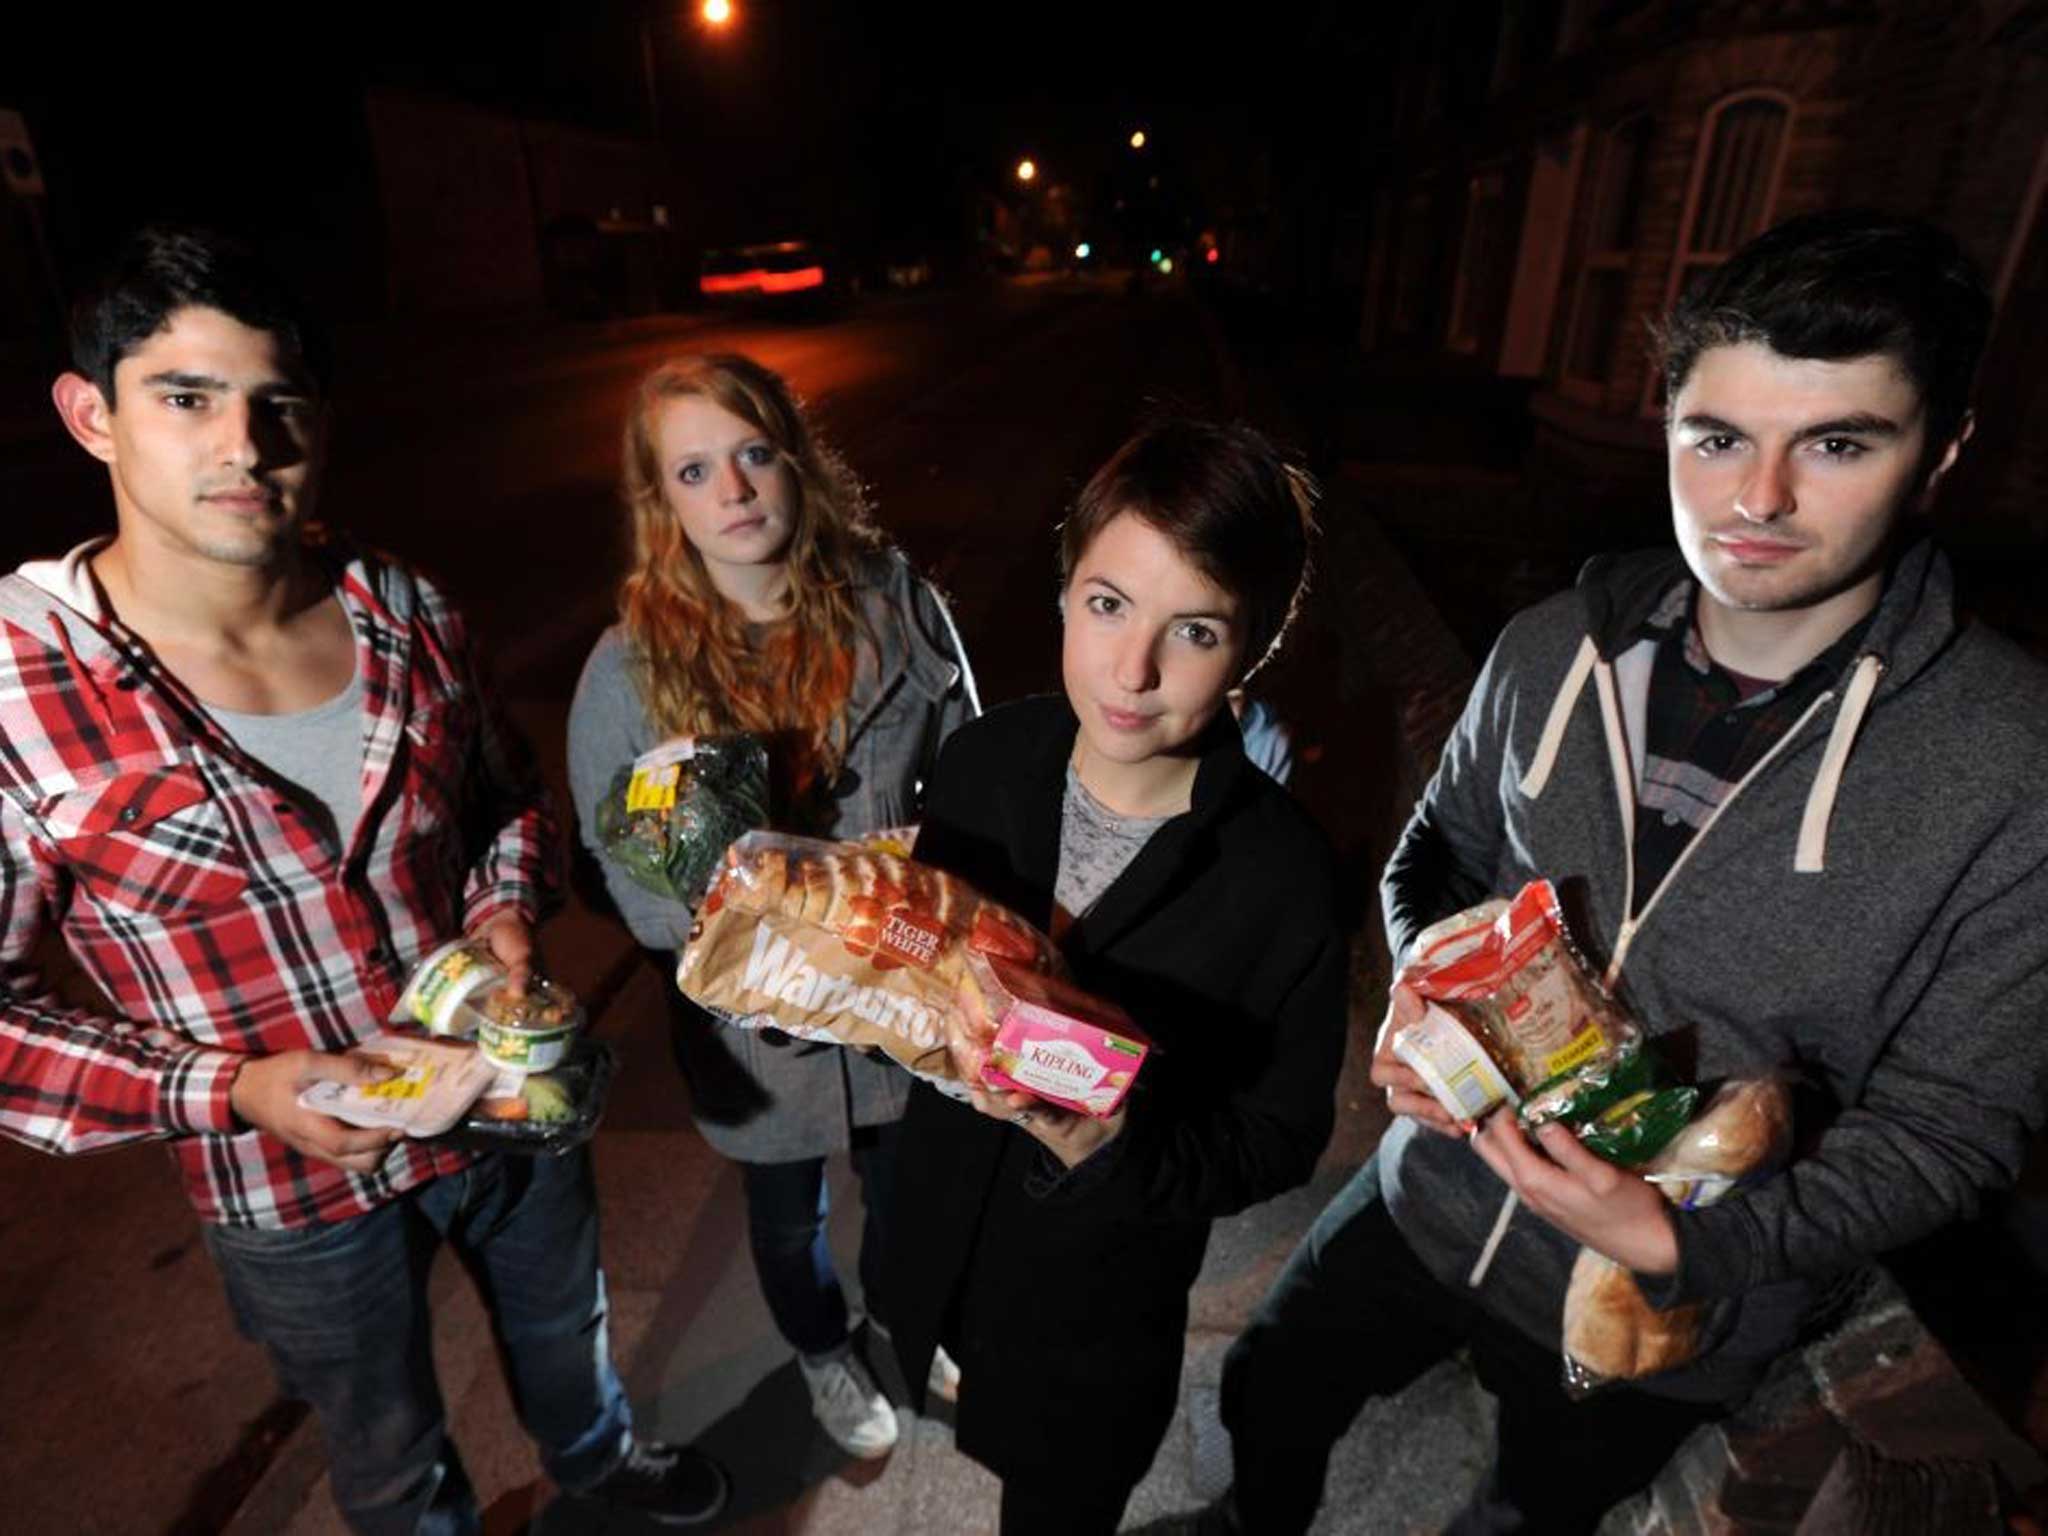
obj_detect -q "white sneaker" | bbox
[799,1350,899,1460]
[927,1344,961,1404]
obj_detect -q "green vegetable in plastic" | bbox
[1575,1085,1698,1166]
[596,734,769,906]
[1518,1042,1697,1166]
[521,1074,577,1124]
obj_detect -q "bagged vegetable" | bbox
[596,734,770,906]
[1518,1042,1697,1167]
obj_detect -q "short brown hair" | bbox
[1059,417,1316,681]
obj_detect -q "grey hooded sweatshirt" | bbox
[1380,538,2048,1404]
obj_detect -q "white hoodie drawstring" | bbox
[1518,637,1597,799]
[1795,654,1883,874]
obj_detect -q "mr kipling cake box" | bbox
[968,952,1150,1118]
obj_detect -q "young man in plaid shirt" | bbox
[1195,213,2048,1533]
[0,226,726,1532]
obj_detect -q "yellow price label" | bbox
[362,1068,434,1101]
[625,764,681,813]
[1539,1025,1608,1081]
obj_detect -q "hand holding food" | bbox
[1369,981,1463,1136]
[234,1048,403,1173]
[1557,1076,1795,1392]
[1471,1111,1679,1276]
[964,1079,1128,1169]
[1391,882,1638,1126]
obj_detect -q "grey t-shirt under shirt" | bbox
[1055,762,1173,926]
[207,667,366,850]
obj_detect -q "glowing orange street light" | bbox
[702,0,734,25]
[1016,158,1037,183]
[1129,130,1147,150]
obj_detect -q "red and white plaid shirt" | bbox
[0,539,561,1228]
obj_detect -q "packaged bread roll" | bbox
[677,831,1057,1093]
[1562,1252,1702,1388]
[1643,1076,1794,1208]
[1560,1075,1794,1393]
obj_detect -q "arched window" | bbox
[1448,168,1510,354]
[1561,114,1651,384]
[1644,90,1793,411]
[1666,90,1794,312]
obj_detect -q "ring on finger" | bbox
[1010,1109,1034,1126]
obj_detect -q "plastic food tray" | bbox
[433,1036,617,1157]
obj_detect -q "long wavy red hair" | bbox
[618,354,880,799]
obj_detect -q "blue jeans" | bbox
[739,1119,899,1357]
[203,1147,632,1536]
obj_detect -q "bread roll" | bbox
[1562,1249,1701,1381]
[1645,1077,1792,1179]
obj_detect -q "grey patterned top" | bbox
[1055,762,1173,925]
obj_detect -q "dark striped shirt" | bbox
[1633,581,1871,902]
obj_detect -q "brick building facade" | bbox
[1347,0,2048,637]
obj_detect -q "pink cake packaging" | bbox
[964,951,1151,1118]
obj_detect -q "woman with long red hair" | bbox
[568,352,978,1461]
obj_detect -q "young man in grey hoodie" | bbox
[1205,211,2048,1533]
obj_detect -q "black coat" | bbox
[888,696,1350,1490]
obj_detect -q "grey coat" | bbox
[567,549,979,1161]
[1382,540,2048,1404]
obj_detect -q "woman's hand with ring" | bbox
[967,1083,1124,1168]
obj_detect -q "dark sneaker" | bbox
[583,1439,729,1527]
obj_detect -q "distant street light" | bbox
[1075,242,1091,260]
[1129,130,1147,150]
[1016,159,1037,183]
[702,0,734,24]
[1159,257,1174,273]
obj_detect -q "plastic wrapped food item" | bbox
[677,832,1058,1094]
[1392,1001,1521,1123]
[436,1036,617,1157]
[596,734,770,907]
[297,1033,498,1137]
[1517,1043,1697,1167]
[1643,1076,1794,1209]
[1560,1076,1795,1394]
[1561,1251,1702,1390]
[391,938,507,1038]
[1393,881,1639,1124]
[963,951,1150,1118]
[474,977,586,1073]
[1405,899,1508,970]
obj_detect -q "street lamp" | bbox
[1016,158,1037,183]
[701,0,734,24]
[1129,130,1147,150]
